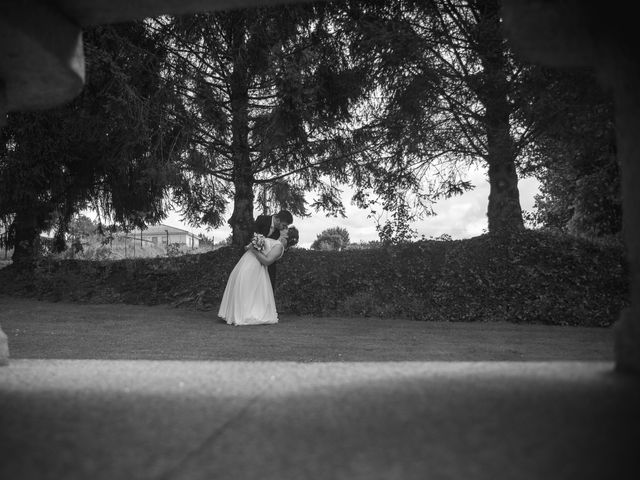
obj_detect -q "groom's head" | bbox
[274,210,293,230]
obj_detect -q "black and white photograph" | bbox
[1,0,639,479]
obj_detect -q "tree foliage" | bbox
[149,5,381,246]
[337,0,528,236]
[310,226,350,251]
[68,214,98,239]
[148,0,535,245]
[353,0,621,240]
[0,23,182,263]
[1,0,618,257]
[518,67,620,237]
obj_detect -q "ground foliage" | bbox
[0,230,627,327]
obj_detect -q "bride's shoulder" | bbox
[266,238,284,254]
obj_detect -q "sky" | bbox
[165,165,541,249]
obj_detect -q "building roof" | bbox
[135,224,195,236]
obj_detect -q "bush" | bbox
[0,230,628,326]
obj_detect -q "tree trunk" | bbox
[486,125,523,235]
[11,210,41,265]
[474,0,524,235]
[226,11,254,248]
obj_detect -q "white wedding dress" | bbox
[218,238,283,326]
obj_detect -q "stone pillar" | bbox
[0,325,8,366]
[0,79,6,127]
[501,0,640,374]
[612,68,640,372]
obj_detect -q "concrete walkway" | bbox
[0,298,639,479]
[1,360,639,480]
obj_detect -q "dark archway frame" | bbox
[1,0,638,373]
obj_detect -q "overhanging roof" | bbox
[0,0,316,121]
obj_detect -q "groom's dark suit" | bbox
[253,214,280,287]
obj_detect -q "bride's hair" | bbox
[285,226,299,249]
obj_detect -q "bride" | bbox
[218,226,299,326]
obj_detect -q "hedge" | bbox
[0,229,628,326]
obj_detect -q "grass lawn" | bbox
[0,295,614,362]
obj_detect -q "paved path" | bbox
[1,298,639,479]
[2,360,639,480]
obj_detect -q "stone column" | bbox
[612,68,640,372]
[0,327,7,365]
[0,79,6,127]
[501,0,640,374]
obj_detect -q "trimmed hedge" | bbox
[0,230,628,326]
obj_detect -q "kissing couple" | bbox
[218,210,299,326]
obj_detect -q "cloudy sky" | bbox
[167,165,541,249]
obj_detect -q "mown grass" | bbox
[0,229,628,327]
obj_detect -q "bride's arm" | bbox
[249,244,284,266]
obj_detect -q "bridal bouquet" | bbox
[251,233,266,252]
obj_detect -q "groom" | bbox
[253,209,293,288]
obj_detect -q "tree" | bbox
[395,0,524,235]
[0,22,182,264]
[64,214,98,254]
[373,199,418,244]
[409,0,618,237]
[150,5,379,247]
[470,0,524,234]
[146,1,539,247]
[310,226,350,251]
[517,67,620,237]
[68,214,98,238]
[197,232,216,247]
[339,0,556,237]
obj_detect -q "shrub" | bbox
[0,230,628,326]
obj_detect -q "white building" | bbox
[131,224,200,249]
